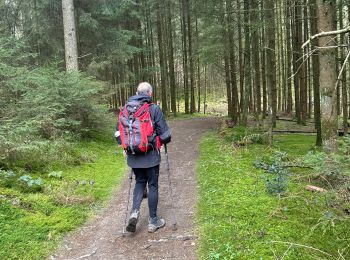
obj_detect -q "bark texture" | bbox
[317,0,338,149]
[62,0,79,71]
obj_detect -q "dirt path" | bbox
[52,118,219,260]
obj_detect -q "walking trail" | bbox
[53,117,219,260]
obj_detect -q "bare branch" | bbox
[316,44,349,50]
[269,241,332,257]
[302,26,350,49]
[290,36,338,80]
[335,50,350,91]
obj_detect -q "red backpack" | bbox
[118,100,161,154]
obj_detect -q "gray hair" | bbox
[137,82,153,95]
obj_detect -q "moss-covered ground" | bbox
[0,129,126,259]
[197,130,350,259]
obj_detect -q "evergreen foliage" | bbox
[0,36,106,170]
[255,152,291,195]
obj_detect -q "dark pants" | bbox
[132,165,159,219]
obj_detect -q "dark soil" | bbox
[52,117,219,260]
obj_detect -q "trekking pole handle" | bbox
[164,144,168,154]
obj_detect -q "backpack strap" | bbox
[148,103,162,149]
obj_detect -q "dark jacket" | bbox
[116,94,171,168]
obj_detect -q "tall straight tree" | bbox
[265,0,276,142]
[286,2,293,115]
[292,1,302,124]
[166,0,177,115]
[251,0,261,116]
[182,0,190,114]
[186,0,195,113]
[300,1,308,124]
[222,0,233,119]
[310,0,322,146]
[237,0,244,117]
[156,1,168,113]
[196,16,201,113]
[242,0,251,126]
[339,2,348,134]
[260,0,267,118]
[62,0,78,71]
[266,0,277,128]
[316,0,338,148]
[226,0,238,121]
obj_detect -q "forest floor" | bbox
[52,117,220,260]
[197,122,350,259]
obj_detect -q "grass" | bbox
[197,130,350,259]
[0,127,126,259]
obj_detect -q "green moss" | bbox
[274,134,316,157]
[197,132,350,259]
[0,126,126,260]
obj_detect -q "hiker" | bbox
[115,82,171,233]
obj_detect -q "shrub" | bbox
[18,175,44,192]
[220,123,268,147]
[0,170,17,187]
[0,36,108,170]
[255,152,290,195]
[48,171,63,179]
[302,137,350,184]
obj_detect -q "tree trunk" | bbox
[156,2,168,113]
[300,0,308,125]
[251,0,261,116]
[182,0,189,114]
[242,0,251,126]
[317,0,338,149]
[310,0,322,146]
[186,0,195,113]
[204,66,207,114]
[196,17,201,113]
[260,0,267,118]
[167,0,176,115]
[292,1,301,124]
[266,0,276,142]
[339,2,348,134]
[237,0,244,118]
[62,0,78,71]
[226,0,238,121]
[286,3,293,114]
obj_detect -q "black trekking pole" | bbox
[122,168,133,237]
[164,144,177,231]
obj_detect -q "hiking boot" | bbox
[148,217,166,233]
[126,210,140,233]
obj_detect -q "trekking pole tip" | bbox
[172,223,177,231]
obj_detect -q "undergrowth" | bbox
[197,129,350,259]
[0,124,126,259]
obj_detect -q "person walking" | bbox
[115,82,171,233]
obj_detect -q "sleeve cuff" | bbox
[160,130,171,143]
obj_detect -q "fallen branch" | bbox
[283,164,313,169]
[76,249,97,259]
[270,241,332,257]
[305,185,327,193]
[302,26,350,48]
